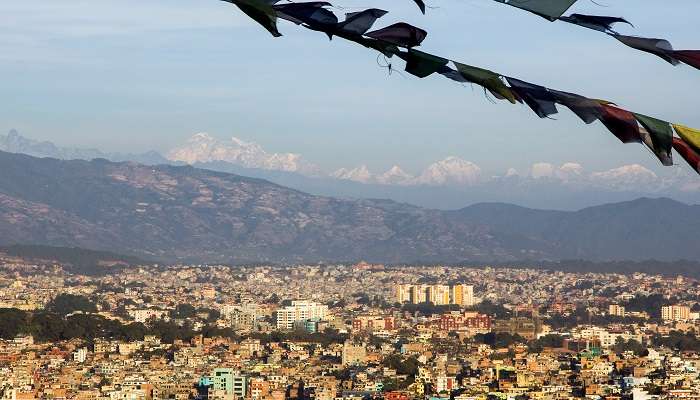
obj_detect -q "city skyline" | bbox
[2,258,700,398]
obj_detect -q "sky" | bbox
[1,0,699,177]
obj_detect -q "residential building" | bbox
[662,305,691,321]
[275,301,329,330]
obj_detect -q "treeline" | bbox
[249,328,349,346]
[547,307,650,329]
[0,294,199,343]
[653,331,700,352]
[401,302,461,315]
[399,300,510,318]
[473,332,526,348]
[0,306,349,345]
[0,307,233,344]
[0,244,151,275]
[0,308,149,343]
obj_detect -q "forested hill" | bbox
[0,150,699,263]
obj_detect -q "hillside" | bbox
[0,150,697,263]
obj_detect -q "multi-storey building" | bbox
[409,285,427,304]
[396,284,412,304]
[608,304,626,317]
[204,368,248,400]
[427,285,451,305]
[662,305,691,321]
[396,284,475,306]
[452,284,475,307]
[275,301,329,330]
[435,311,491,333]
[342,341,367,366]
[352,315,395,332]
[222,303,260,331]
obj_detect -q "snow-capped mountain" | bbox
[332,165,415,185]
[2,129,698,210]
[376,166,414,185]
[528,162,585,181]
[414,157,482,186]
[331,165,373,183]
[167,133,320,175]
[590,164,660,190]
[165,133,698,194]
[332,157,483,186]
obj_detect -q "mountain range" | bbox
[2,129,700,210]
[0,149,698,264]
[0,129,169,165]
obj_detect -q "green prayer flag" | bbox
[404,49,448,78]
[453,62,518,104]
[634,113,674,166]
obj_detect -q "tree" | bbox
[653,331,700,351]
[613,337,647,356]
[529,334,564,352]
[474,332,525,348]
[402,302,459,316]
[265,294,280,304]
[0,308,31,339]
[46,294,97,315]
[473,300,511,318]
[170,304,196,319]
[199,307,221,322]
[382,354,420,376]
[624,294,672,320]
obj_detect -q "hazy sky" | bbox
[1,0,699,176]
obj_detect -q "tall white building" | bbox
[275,301,329,330]
[396,284,412,304]
[396,284,474,306]
[428,285,451,305]
[452,284,475,307]
[73,347,88,363]
[662,305,691,321]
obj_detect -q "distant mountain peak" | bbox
[168,133,320,176]
[332,165,373,183]
[377,165,414,185]
[590,164,659,190]
[415,156,482,186]
[0,130,167,165]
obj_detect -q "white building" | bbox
[662,305,691,321]
[73,347,88,363]
[275,301,329,330]
[428,285,451,305]
[129,309,166,323]
[573,326,642,348]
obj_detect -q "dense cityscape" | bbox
[4,0,700,400]
[1,254,700,400]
